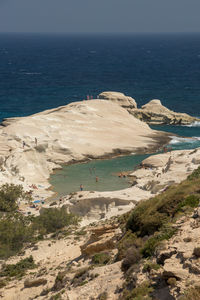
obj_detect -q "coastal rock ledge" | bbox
[0,99,169,193]
[99,92,199,125]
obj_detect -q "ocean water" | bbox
[0,33,200,194]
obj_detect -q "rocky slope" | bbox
[1,164,200,300]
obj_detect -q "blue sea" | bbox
[0,33,200,194]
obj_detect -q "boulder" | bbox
[98,91,137,109]
[130,99,199,125]
[80,224,119,256]
[24,278,47,288]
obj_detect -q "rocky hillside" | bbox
[0,166,200,299]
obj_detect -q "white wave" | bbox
[169,136,200,145]
[24,72,41,75]
[183,121,200,127]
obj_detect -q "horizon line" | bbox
[0,31,200,35]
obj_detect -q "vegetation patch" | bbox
[124,167,200,259]
[117,167,200,298]
[75,229,87,236]
[92,252,111,265]
[97,291,108,300]
[143,262,160,273]
[116,231,143,261]
[0,183,32,212]
[51,271,69,292]
[120,281,153,300]
[121,247,141,272]
[0,215,34,258]
[33,208,79,234]
[141,225,176,258]
[180,286,200,300]
[0,256,36,279]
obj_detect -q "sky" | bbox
[0,0,200,33]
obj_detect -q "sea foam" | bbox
[169,136,200,145]
[183,121,200,127]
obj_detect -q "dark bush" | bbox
[52,271,68,292]
[121,246,141,272]
[72,267,90,287]
[167,277,176,287]
[193,247,200,258]
[117,231,143,261]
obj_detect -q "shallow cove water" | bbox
[49,153,150,196]
[50,123,200,196]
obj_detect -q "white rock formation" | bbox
[0,99,168,196]
[130,99,199,125]
[98,91,137,108]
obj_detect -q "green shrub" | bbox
[141,226,176,258]
[187,166,200,180]
[33,208,79,234]
[0,256,36,279]
[143,262,160,273]
[0,183,31,212]
[92,252,111,265]
[75,229,87,236]
[167,277,176,287]
[0,215,34,258]
[98,291,108,300]
[50,293,62,300]
[122,281,153,300]
[126,171,200,238]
